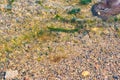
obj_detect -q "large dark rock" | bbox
[91,0,120,20]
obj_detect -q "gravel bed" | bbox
[0,0,120,80]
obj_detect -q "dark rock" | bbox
[112,75,119,80]
[0,72,6,79]
[91,0,120,20]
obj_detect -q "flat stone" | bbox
[5,70,18,79]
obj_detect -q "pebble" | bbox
[112,75,119,80]
[5,70,18,79]
[81,71,90,77]
[0,72,5,79]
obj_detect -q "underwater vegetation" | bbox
[6,0,15,10]
[80,0,91,5]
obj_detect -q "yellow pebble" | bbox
[81,71,90,77]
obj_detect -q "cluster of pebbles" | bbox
[0,0,120,80]
[0,0,42,28]
[0,30,119,80]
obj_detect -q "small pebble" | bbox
[81,71,90,77]
[0,72,6,79]
[24,77,29,80]
[113,75,119,80]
